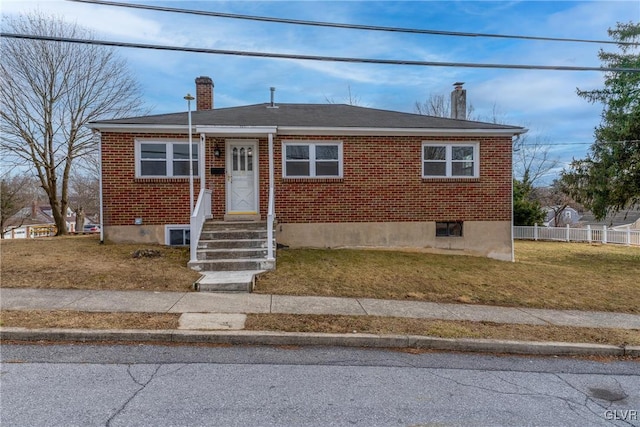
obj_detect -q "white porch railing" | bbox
[513,224,640,247]
[190,188,212,263]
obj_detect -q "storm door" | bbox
[226,140,258,214]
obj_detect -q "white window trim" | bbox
[282,141,343,178]
[135,138,198,178]
[422,142,479,178]
[165,224,190,246]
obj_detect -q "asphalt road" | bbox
[1,343,638,427]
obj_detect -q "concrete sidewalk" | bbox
[3,287,640,330]
[2,288,639,357]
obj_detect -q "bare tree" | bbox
[0,11,144,235]
[484,102,506,125]
[0,173,43,237]
[536,179,582,227]
[325,85,366,106]
[69,147,100,220]
[414,93,476,119]
[69,170,100,220]
[513,133,559,186]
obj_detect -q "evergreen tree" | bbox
[561,22,640,220]
[513,177,546,226]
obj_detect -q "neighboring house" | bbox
[543,206,582,227]
[580,206,640,229]
[2,202,77,239]
[88,77,525,268]
[624,218,640,230]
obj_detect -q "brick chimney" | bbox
[195,76,214,110]
[451,82,466,120]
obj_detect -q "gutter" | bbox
[87,123,527,137]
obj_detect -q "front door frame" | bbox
[225,139,259,216]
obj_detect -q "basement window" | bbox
[166,225,190,246]
[436,221,463,237]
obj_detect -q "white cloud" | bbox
[3,0,168,41]
[4,0,636,178]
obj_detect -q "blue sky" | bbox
[3,0,640,183]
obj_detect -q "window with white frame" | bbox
[283,142,342,178]
[422,143,478,178]
[136,140,198,178]
[166,225,190,246]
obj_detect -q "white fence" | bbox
[513,224,640,246]
[3,225,57,239]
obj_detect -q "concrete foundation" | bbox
[276,221,513,261]
[105,225,165,244]
[105,221,514,261]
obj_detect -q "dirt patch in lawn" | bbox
[245,314,640,346]
[0,310,179,330]
[3,310,636,347]
[255,241,640,314]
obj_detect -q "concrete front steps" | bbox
[189,221,275,292]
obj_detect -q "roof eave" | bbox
[278,126,528,137]
[87,123,527,137]
[195,125,278,137]
[86,123,191,133]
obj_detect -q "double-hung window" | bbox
[283,142,342,178]
[137,140,198,178]
[422,143,478,178]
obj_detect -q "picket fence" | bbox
[513,224,640,247]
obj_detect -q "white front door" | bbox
[226,140,258,214]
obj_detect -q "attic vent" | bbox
[267,86,278,109]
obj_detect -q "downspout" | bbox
[510,138,515,262]
[96,131,104,244]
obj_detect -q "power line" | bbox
[68,0,638,47]
[521,140,640,146]
[2,33,640,73]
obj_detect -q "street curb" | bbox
[1,327,635,357]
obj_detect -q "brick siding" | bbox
[101,133,512,226]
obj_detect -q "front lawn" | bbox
[2,236,638,313]
[255,241,640,314]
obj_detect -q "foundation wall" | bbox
[276,221,513,261]
[105,225,166,244]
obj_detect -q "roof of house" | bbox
[580,207,640,228]
[90,103,525,132]
[4,204,75,228]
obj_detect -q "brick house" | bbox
[88,77,525,271]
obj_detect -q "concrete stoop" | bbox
[189,221,275,292]
[194,270,266,292]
